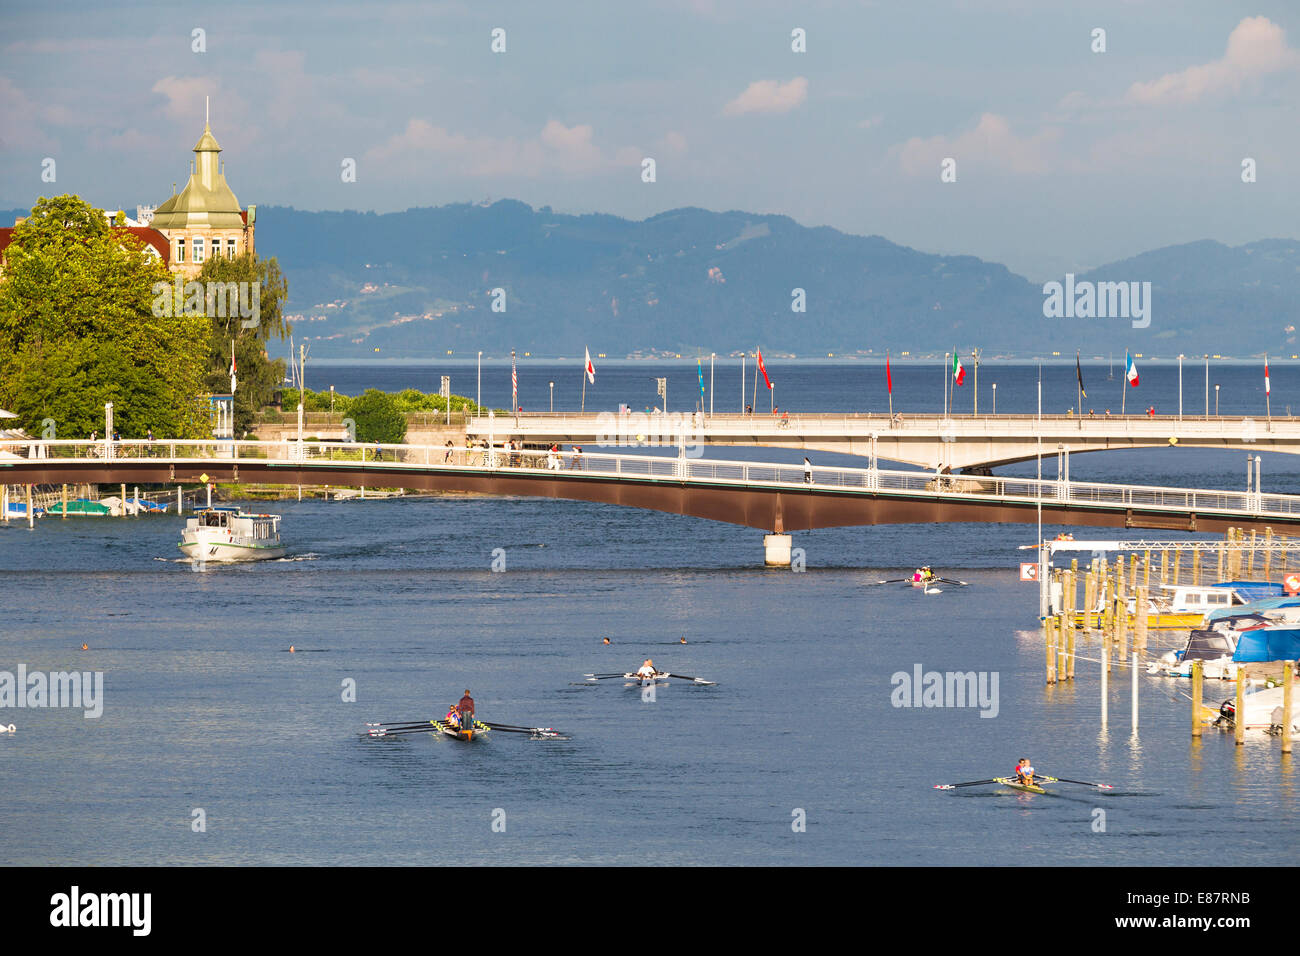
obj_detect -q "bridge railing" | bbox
[3,438,1294,519]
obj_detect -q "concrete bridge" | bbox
[465,411,1300,472]
[6,439,1300,563]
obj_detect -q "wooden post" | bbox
[61,483,68,519]
[1084,568,1096,631]
[1160,549,1168,584]
[1235,666,1246,745]
[1067,614,1076,680]
[1172,548,1181,586]
[25,484,33,528]
[1064,569,1076,634]
[1057,614,1068,680]
[1101,640,1109,727]
[1045,615,1057,685]
[1264,528,1274,581]
[1191,659,1203,738]
[1118,597,1129,662]
[1131,652,1139,732]
[1130,554,1138,590]
[1192,549,1201,587]
[1142,550,1151,588]
[120,482,127,517]
[1135,585,1149,653]
[1283,662,1294,755]
[1217,536,1226,581]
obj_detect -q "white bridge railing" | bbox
[2,439,1294,519]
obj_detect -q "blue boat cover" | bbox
[1215,581,1285,600]
[1233,627,1300,663]
[1209,596,1300,621]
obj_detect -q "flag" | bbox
[511,350,518,410]
[697,356,705,403]
[584,347,595,384]
[1076,352,1086,399]
[229,343,237,393]
[1265,356,1271,395]
[886,353,893,394]
[756,348,772,389]
[952,350,965,386]
[1125,351,1139,387]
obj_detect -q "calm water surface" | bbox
[2,364,1298,865]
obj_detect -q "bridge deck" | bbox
[3,440,1297,534]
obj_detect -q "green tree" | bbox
[348,389,407,443]
[195,251,290,435]
[0,195,209,437]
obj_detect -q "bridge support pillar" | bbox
[763,533,793,567]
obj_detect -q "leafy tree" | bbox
[0,195,209,437]
[348,389,407,443]
[195,251,290,435]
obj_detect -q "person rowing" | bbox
[635,659,658,679]
[445,703,461,729]
[1014,757,1036,788]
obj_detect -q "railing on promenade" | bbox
[2,439,1292,519]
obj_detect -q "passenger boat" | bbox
[178,507,285,562]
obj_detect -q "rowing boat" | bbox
[431,718,487,741]
[993,776,1046,794]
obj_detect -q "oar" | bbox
[933,778,999,790]
[584,673,635,681]
[366,719,438,728]
[1040,775,1114,789]
[480,722,568,739]
[875,577,911,584]
[663,672,717,685]
[936,577,969,587]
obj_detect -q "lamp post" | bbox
[991,382,997,415]
[1178,354,1184,422]
[710,353,715,417]
[477,351,482,412]
[1215,384,1220,416]
[549,381,554,413]
[329,385,335,421]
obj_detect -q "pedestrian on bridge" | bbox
[804,457,813,484]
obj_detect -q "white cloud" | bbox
[724,77,808,115]
[1125,16,1300,105]
[893,112,1062,177]
[365,119,639,178]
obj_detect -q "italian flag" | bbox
[952,350,965,386]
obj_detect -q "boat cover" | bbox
[1233,627,1300,663]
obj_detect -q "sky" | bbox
[2,0,1297,280]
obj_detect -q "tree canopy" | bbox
[348,389,407,443]
[0,195,209,438]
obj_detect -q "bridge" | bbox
[5,439,1300,564]
[465,412,1300,471]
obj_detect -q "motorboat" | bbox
[178,508,285,562]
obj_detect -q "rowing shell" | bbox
[993,776,1046,794]
[432,719,487,741]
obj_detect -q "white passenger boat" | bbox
[178,508,285,562]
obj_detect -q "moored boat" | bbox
[44,499,112,517]
[179,507,285,562]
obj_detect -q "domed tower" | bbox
[151,108,255,278]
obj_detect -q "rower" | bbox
[1015,757,1035,787]
[457,689,475,728]
[445,704,461,729]
[635,659,657,679]
[913,568,924,584]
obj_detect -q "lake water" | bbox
[2,363,1298,865]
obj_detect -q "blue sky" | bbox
[2,0,1297,279]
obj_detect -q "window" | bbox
[228,239,237,256]
[193,237,204,263]
[176,238,185,263]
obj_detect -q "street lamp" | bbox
[1215,384,1220,416]
[991,383,997,415]
[329,385,335,421]
[477,351,482,412]
[549,381,554,413]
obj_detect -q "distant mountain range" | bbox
[9,202,1297,358]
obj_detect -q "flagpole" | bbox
[1121,352,1127,417]
[581,362,586,413]
[512,349,518,426]
[887,351,893,419]
[710,353,715,418]
[943,352,949,417]
[751,347,759,415]
[740,352,745,412]
[1266,354,1271,423]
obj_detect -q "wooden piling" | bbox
[1192,549,1201,587]
[1142,550,1151,588]
[1045,615,1057,685]
[1264,528,1274,581]
[1160,549,1168,585]
[1129,554,1138,590]
[1134,585,1149,653]
[1247,530,1257,577]
[1057,614,1068,680]
[1191,659,1203,738]
[1235,668,1246,746]
[1172,548,1181,586]
[1217,536,1226,580]
[1067,615,1076,680]
[1283,663,1294,755]
[61,483,68,519]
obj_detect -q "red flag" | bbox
[1266,357,1271,395]
[756,348,772,389]
[886,353,893,394]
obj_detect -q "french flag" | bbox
[1125,351,1139,387]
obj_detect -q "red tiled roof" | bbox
[0,225,170,264]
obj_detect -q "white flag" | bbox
[584,347,595,384]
